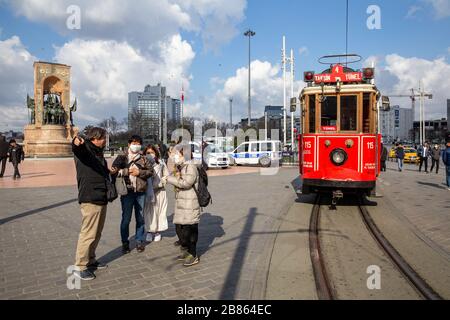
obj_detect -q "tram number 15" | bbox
[305,142,312,149]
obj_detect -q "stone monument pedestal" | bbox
[24,124,79,158]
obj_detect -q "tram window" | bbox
[308,95,316,133]
[340,95,357,131]
[321,96,337,127]
[363,93,371,133]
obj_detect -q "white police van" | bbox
[230,140,282,167]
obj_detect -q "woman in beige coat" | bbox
[165,144,200,267]
[143,145,169,242]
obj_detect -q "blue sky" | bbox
[1,0,449,131]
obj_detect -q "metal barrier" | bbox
[281,151,299,166]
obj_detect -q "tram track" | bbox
[309,194,443,300]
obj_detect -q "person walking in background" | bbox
[443,139,450,191]
[430,144,441,174]
[72,127,113,281]
[165,143,200,267]
[418,142,430,173]
[395,143,405,172]
[8,139,24,179]
[0,135,9,178]
[380,142,388,172]
[143,145,169,243]
[112,135,153,254]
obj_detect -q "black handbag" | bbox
[105,175,118,202]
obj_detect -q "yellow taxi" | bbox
[389,147,396,159]
[403,148,419,164]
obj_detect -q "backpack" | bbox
[193,165,212,208]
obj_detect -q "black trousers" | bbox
[419,157,428,172]
[0,156,6,176]
[381,160,386,172]
[430,159,439,173]
[12,162,20,178]
[176,224,199,257]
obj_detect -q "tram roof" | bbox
[300,83,378,96]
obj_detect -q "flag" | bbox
[181,84,184,103]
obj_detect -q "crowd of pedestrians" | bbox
[72,127,206,281]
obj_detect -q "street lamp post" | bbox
[244,29,255,127]
[229,98,233,128]
[282,36,287,146]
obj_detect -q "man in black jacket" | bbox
[8,139,24,179]
[72,127,116,281]
[0,135,9,177]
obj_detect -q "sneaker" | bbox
[87,261,108,271]
[122,243,131,254]
[136,243,145,253]
[183,254,199,267]
[146,233,153,242]
[177,251,190,261]
[174,240,181,247]
[153,233,162,242]
[74,269,95,281]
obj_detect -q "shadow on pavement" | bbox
[197,212,225,257]
[417,181,447,190]
[0,198,78,225]
[219,207,257,300]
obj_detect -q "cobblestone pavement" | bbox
[0,167,298,300]
[0,158,260,189]
[378,160,450,256]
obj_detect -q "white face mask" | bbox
[172,154,184,165]
[129,144,141,154]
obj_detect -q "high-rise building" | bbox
[447,99,450,124]
[380,105,413,143]
[128,84,181,141]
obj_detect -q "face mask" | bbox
[129,144,141,154]
[172,154,184,165]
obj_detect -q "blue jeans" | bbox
[446,166,450,187]
[120,192,146,244]
[397,158,403,171]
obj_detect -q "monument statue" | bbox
[23,61,79,157]
[26,94,35,124]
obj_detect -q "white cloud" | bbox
[53,35,195,127]
[0,36,35,131]
[406,5,422,18]
[423,0,450,19]
[196,60,304,122]
[298,46,309,56]
[0,35,195,131]
[7,0,246,51]
[377,54,450,120]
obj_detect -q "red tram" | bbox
[294,55,385,202]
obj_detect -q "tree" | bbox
[98,116,120,135]
[82,125,94,136]
[127,108,146,138]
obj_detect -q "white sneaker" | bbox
[153,233,162,242]
[146,233,153,242]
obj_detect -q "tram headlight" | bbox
[330,148,347,166]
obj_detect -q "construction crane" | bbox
[387,87,432,145]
